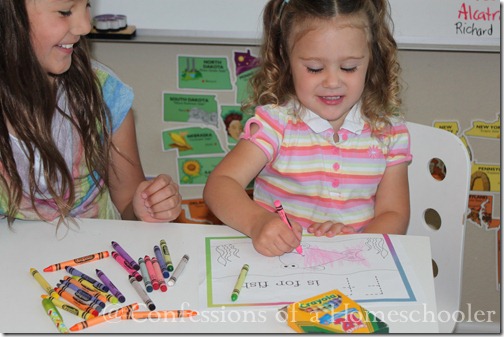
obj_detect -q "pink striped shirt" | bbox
[240,101,411,231]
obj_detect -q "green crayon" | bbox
[42,298,69,333]
[160,239,174,271]
[231,264,249,302]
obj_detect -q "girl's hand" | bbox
[133,174,182,222]
[249,214,303,257]
[307,221,356,237]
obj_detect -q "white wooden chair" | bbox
[406,122,471,333]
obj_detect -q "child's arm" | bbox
[108,110,182,222]
[361,162,410,234]
[203,139,302,256]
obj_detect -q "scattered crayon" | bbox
[54,287,102,314]
[30,268,59,299]
[129,275,156,311]
[69,302,139,332]
[96,269,126,303]
[138,257,153,292]
[42,298,69,333]
[111,241,140,270]
[151,257,168,292]
[65,266,109,292]
[63,276,109,304]
[154,245,170,278]
[56,281,106,310]
[167,255,189,287]
[111,251,143,281]
[43,251,109,272]
[41,294,95,320]
[144,255,159,290]
[160,239,174,271]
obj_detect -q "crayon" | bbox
[129,275,156,311]
[138,257,153,292]
[274,200,303,255]
[63,276,109,304]
[111,251,143,281]
[68,275,118,304]
[51,288,100,317]
[231,264,249,301]
[56,281,106,310]
[69,302,139,332]
[121,310,198,320]
[153,245,170,278]
[111,241,140,270]
[144,255,159,290]
[151,257,168,292]
[43,251,109,272]
[167,255,189,287]
[65,266,109,292]
[160,239,174,271]
[96,269,126,303]
[30,268,59,299]
[42,298,69,333]
[41,294,95,320]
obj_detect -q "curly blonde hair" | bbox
[243,0,402,132]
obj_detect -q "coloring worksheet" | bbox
[201,234,417,308]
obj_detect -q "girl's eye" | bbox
[307,67,323,74]
[342,67,357,73]
[59,10,72,17]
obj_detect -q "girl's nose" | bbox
[322,70,342,89]
[71,10,92,36]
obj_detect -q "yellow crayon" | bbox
[41,295,95,320]
[30,268,59,299]
[69,302,139,332]
[70,275,119,304]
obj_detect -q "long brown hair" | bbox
[244,0,402,131]
[0,0,112,225]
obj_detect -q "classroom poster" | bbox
[162,127,225,156]
[233,49,258,106]
[220,105,253,148]
[163,93,219,127]
[178,56,232,90]
[202,234,417,309]
[177,156,224,186]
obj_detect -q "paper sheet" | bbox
[201,234,417,308]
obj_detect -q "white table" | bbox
[0,218,439,333]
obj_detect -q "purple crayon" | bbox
[111,241,140,271]
[96,269,126,303]
[154,245,170,278]
[111,251,143,281]
[65,266,109,293]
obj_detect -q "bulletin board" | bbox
[89,0,500,51]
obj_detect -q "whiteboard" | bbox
[89,0,500,51]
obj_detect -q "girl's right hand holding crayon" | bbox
[249,213,303,257]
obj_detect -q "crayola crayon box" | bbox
[280,289,389,333]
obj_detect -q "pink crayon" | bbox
[151,257,168,292]
[144,256,159,291]
[111,251,142,281]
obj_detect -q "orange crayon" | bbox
[69,302,139,332]
[63,276,108,304]
[121,310,198,320]
[53,287,100,317]
[43,251,109,272]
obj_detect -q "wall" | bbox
[89,40,500,331]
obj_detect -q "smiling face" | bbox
[288,15,370,131]
[26,0,92,76]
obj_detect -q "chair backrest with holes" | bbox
[405,122,471,333]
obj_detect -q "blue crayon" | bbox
[138,258,153,292]
[65,266,109,293]
[153,245,170,278]
[57,280,106,309]
[54,286,103,313]
[96,269,126,303]
[111,241,140,271]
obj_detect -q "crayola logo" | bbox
[299,294,337,309]
[74,254,97,263]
